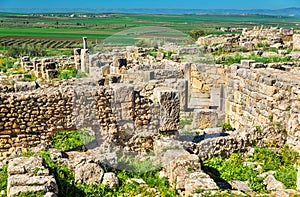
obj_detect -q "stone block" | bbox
[110,84,134,103]
[7,156,58,197]
[280,28,294,36]
[241,60,256,68]
[293,34,300,50]
[14,81,36,92]
[154,87,180,132]
[251,63,267,69]
[168,153,201,190]
[185,172,218,197]
[75,162,104,184]
[192,109,218,130]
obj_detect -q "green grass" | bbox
[57,67,87,80]
[0,57,14,73]
[180,115,193,127]
[0,27,110,39]
[216,53,294,65]
[202,145,299,194]
[51,129,95,151]
[1,13,300,41]
[0,166,7,197]
[39,150,178,197]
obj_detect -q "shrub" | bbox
[6,44,47,58]
[0,58,14,73]
[189,30,205,41]
[218,122,234,132]
[22,73,37,81]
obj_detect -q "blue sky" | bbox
[0,0,299,9]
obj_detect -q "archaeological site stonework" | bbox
[1,26,300,196]
[225,60,300,151]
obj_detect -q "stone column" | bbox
[83,37,87,49]
[74,48,81,70]
[81,49,89,74]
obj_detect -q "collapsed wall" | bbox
[225,60,300,149]
[0,79,180,160]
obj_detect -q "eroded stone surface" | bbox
[7,156,58,197]
[75,162,104,184]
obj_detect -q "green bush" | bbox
[189,30,205,41]
[22,73,37,81]
[6,44,47,58]
[0,58,14,73]
[257,42,270,48]
[146,50,158,58]
[18,191,45,197]
[218,122,234,132]
[249,145,298,189]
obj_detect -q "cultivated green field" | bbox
[1,13,300,40]
[0,12,299,55]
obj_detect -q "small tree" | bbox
[189,30,205,41]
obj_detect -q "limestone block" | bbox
[154,87,180,132]
[185,172,218,197]
[102,172,119,188]
[75,162,104,184]
[293,34,300,50]
[192,109,218,130]
[8,156,48,176]
[14,81,36,92]
[230,180,252,192]
[263,175,285,191]
[178,47,200,55]
[168,153,201,190]
[241,60,256,68]
[280,28,294,36]
[110,84,134,103]
[7,156,58,197]
[80,49,89,73]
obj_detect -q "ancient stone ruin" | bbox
[1,27,300,196]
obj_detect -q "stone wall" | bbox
[190,63,226,92]
[21,56,75,79]
[225,61,300,150]
[0,79,180,160]
[196,34,239,46]
[294,34,300,50]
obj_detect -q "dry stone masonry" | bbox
[225,60,300,151]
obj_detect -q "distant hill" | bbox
[1,7,300,16]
